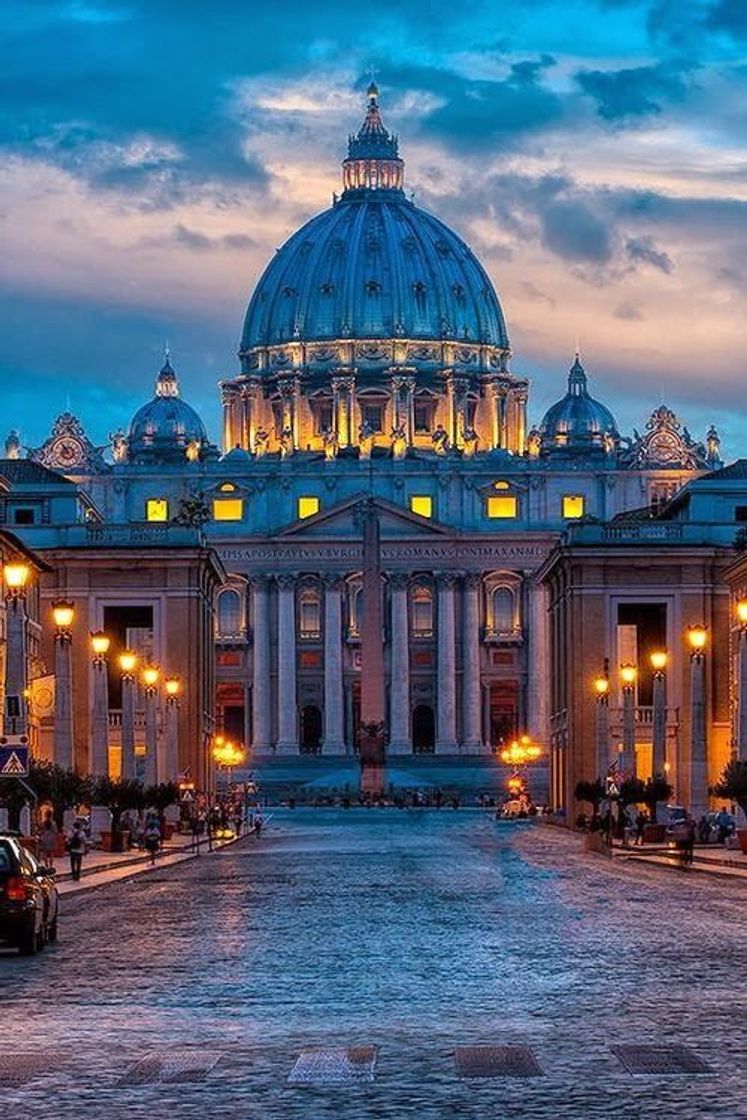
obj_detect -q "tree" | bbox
[574,779,605,819]
[91,777,144,840]
[712,759,747,821]
[614,778,646,839]
[143,782,179,817]
[0,759,92,830]
[642,776,673,824]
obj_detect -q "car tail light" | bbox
[4,876,31,901]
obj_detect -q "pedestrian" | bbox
[67,823,87,881]
[233,809,243,838]
[716,806,734,845]
[144,820,161,865]
[635,810,647,846]
[253,812,263,838]
[38,816,58,869]
[683,818,696,866]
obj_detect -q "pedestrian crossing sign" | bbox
[0,745,29,776]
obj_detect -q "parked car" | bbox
[0,833,59,955]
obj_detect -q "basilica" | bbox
[2,85,743,814]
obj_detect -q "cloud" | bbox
[540,199,614,262]
[625,235,674,272]
[707,0,747,37]
[576,62,692,120]
[614,301,645,320]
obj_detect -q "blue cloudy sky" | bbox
[1,0,746,452]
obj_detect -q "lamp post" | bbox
[736,600,747,759]
[142,665,160,788]
[686,624,708,819]
[3,561,30,736]
[593,672,610,780]
[52,600,75,769]
[119,651,138,781]
[650,650,668,778]
[90,631,110,775]
[500,735,542,805]
[619,663,637,776]
[163,675,181,784]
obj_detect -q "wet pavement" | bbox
[2,809,747,1119]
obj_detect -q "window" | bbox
[492,587,515,633]
[361,404,384,432]
[736,507,747,523]
[299,589,321,638]
[219,482,236,492]
[213,498,244,521]
[298,496,320,520]
[411,587,433,637]
[414,402,433,433]
[13,508,35,525]
[562,495,585,519]
[314,403,333,435]
[146,499,169,522]
[216,588,242,638]
[487,496,518,519]
[410,495,433,519]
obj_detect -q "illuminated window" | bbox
[562,495,585,519]
[299,589,321,637]
[493,587,515,632]
[213,498,244,521]
[411,587,433,636]
[410,495,433,519]
[361,403,384,432]
[219,482,236,493]
[298,496,320,520]
[487,496,518,519]
[146,499,169,522]
[216,588,242,637]
[493,480,510,490]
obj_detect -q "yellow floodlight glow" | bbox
[90,631,110,657]
[52,600,75,630]
[650,650,668,672]
[119,650,138,675]
[4,562,30,590]
[620,664,637,686]
[142,665,160,688]
[686,625,707,652]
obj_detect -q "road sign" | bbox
[0,745,29,777]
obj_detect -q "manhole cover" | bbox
[0,1054,65,1086]
[288,1046,378,1085]
[119,1050,222,1085]
[612,1046,711,1075]
[455,1045,544,1078]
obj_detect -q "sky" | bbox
[1,0,746,454]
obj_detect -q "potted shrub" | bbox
[91,777,145,851]
[642,776,673,841]
[143,782,180,840]
[712,760,747,852]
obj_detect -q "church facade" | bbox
[0,86,729,798]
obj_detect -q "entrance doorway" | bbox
[412,704,435,754]
[300,705,322,754]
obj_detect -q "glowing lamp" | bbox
[90,631,110,657]
[650,651,668,672]
[164,675,181,698]
[620,664,637,686]
[686,625,707,652]
[594,676,609,696]
[52,600,75,630]
[119,650,138,675]
[736,599,747,625]
[4,562,30,591]
[526,744,541,761]
[142,665,160,688]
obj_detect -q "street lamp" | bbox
[736,600,747,759]
[119,651,138,781]
[499,736,542,804]
[89,630,110,775]
[650,650,668,778]
[686,624,708,819]
[619,663,637,776]
[593,671,610,779]
[142,665,160,787]
[163,675,181,784]
[52,600,75,769]
[3,560,30,736]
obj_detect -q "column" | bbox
[527,578,549,753]
[390,372,416,445]
[690,647,708,818]
[162,694,179,783]
[323,576,346,754]
[485,379,502,450]
[4,595,28,736]
[276,574,298,752]
[595,691,609,779]
[251,575,272,751]
[435,572,458,752]
[738,628,747,758]
[621,679,635,776]
[221,385,238,452]
[143,684,158,787]
[461,574,483,753]
[332,372,355,448]
[121,672,136,781]
[53,628,74,770]
[388,574,411,753]
[652,667,667,777]
[90,657,110,776]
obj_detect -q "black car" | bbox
[0,834,59,955]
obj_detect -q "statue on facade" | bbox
[322,427,338,461]
[526,427,541,458]
[390,423,407,460]
[431,424,449,456]
[279,427,295,459]
[4,430,21,459]
[254,428,270,458]
[173,491,211,527]
[706,425,722,468]
[461,427,478,457]
[359,420,376,461]
[110,429,128,464]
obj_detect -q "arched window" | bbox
[217,588,242,638]
[299,589,321,638]
[492,586,515,635]
[411,586,433,637]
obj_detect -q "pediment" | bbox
[276,493,453,539]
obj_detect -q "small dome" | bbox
[538,355,619,457]
[128,356,209,463]
[222,444,252,463]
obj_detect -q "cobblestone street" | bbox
[3,810,747,1119]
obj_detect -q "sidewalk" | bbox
[53,832,252,897]
[612,838,747,882]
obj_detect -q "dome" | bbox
[538,355,619,457]
[128,356,210,463]
[239,84,509,372]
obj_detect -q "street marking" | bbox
[455,1045,544,1078]
[612,1045,711,1075]
[118,1050,222,1085]
[287,1046,378,1084]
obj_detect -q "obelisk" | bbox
[359,498,386,795]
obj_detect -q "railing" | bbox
[608,705,680,728]
[483,626,523,644]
